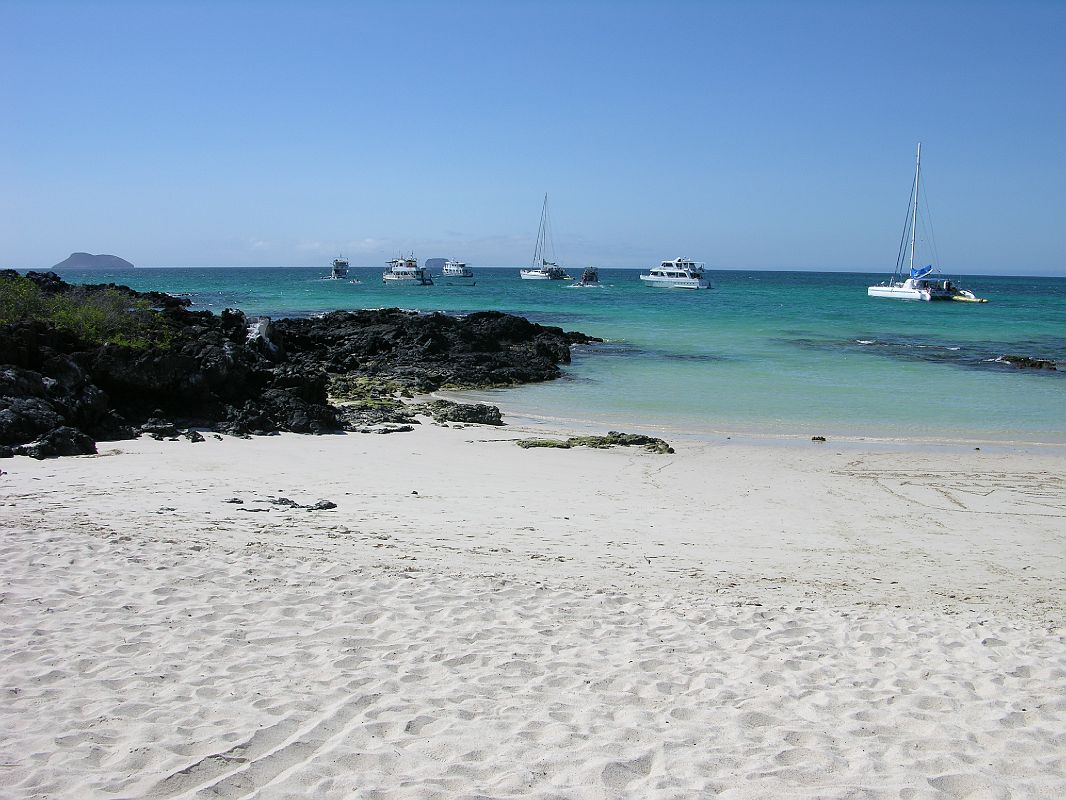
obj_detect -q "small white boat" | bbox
[328,256,349,279]
[950,288,988,303]
[427,258,476,286]
[569,265,602,287]
[520,194,572,281]
[639,257,710,289]
[382,256,433,286]
[868,143,985,302]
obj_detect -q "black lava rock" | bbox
[0,276,597,457]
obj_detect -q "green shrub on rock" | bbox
[0,274,172,349]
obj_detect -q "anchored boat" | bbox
[639,257,711,289]
[328,256,349,280]
[439,258,476,286]
[868,143,986,302]
[382,256,433,286]
[520,194,572,280]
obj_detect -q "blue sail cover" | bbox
[910,264,934,279]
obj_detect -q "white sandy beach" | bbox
[2,421,1065,799]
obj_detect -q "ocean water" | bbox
[41,266,1066,444]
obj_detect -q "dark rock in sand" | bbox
[375,424,415,434]
[15,426,97,459]
[140,418,182,438]
[418,399,503,426]
[0,396,65,445]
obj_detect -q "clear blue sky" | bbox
[2,0,1064,274]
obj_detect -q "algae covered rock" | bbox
[517,431,674,454]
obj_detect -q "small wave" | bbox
[856,339,875,345]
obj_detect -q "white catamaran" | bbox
[868,143,984,302]
[520,194,572,280]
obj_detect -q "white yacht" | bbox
[520,194,572,280]
[868,143,984,302]
[382,256,433,285]
[328,256,349,279]
[639,257,710,289]
[440,259,476,286]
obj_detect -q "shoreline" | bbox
[434,389,1066,454]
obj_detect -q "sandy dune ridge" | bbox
[2,426,1065,798]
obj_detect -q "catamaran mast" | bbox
[909,142,921,276]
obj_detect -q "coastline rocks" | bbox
[0,275,591,456]
[276,309,600,390]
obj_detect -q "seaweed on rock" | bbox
[516,432,674,454]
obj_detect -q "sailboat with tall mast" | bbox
[520,194,572,280]
[868,143,957,300]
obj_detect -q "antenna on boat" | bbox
[909,142,921,277]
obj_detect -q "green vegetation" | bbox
[0,274,172,348]
[517,432,675,454]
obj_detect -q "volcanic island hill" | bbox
[51,253,135,269]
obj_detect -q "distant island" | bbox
[52,252,135,269]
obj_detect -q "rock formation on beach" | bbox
[52,252,135,269]
[0,271,598,457]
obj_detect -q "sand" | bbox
[2,422,1065,798]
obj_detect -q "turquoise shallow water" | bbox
[42,266,1066,443]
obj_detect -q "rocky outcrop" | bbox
[275,309,598,391]
[1000,355,1058,371]
[0,272,597,457]
[417,399,503,426]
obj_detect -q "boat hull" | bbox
[520,270,570,280]
[867,284,953,301]
[383,274,433,286]
[868,285,930,300]
[639,275,710,289]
